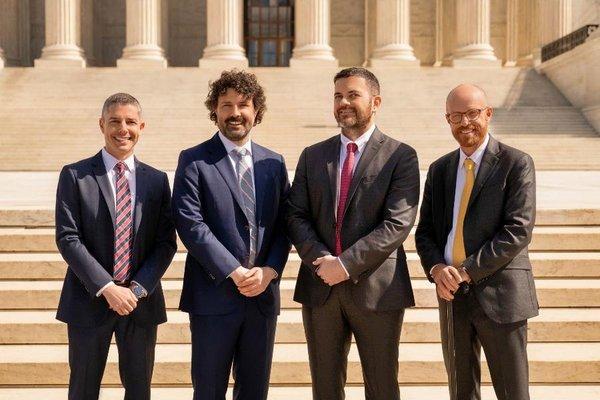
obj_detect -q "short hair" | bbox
[102,93,142,118]
[205,69,267,125]
[334,67,380,95]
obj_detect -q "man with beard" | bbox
[172,70,291,400]
[415,84,538,400]
[286,67,420,400]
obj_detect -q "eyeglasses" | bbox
[446,107,489,124]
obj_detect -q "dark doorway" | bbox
[245,0,294,67]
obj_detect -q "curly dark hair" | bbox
[205,69,267,125]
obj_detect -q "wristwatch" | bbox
[130,282,147,299]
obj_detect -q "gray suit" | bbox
[415,135,538,400]
[287,128,420,400]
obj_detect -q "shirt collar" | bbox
[218,131,253,156]
[340,124,376,153]
[458,132,490,169]
[101,148,136,173]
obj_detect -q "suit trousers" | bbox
[302,282,405,400]
[189,299,277,400]
[67,315,157,400]
[438,290,530,400]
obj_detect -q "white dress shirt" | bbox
[217,132,278,279]
[443,133,490,265]
[335,123,376,276]
[97,148,140,297]
[218,131,256,198]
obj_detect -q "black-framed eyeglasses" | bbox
[446,107,489,124]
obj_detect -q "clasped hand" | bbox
[102,284,138,316]
[231,266,277,297]
[431,264,471,301]
[314,255,349,286]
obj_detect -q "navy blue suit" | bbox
[172,133,291,400]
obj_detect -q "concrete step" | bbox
[0,308,597,345]
[0,342,598,385]
[2,226,600,252]
[1,279,598,310]
[2,208,600,228]
[0,386,599,400]
[2,251,600,280]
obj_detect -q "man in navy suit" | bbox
[55,93,177,400]
[172,70,291,400]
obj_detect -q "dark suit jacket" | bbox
[287,128,420,312]
[172,133,291,317]
[55,151,177,327]
[415,135,539,324]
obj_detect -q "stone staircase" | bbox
[0,208,599,399]
[1,64,599,398]
[0,66,598,171]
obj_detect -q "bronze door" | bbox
[245,0,294,67]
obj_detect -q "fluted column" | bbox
[290,0,337,67]
[370,0,419,67]
[536,0,572,64]
[452,0,500,67]
[199,0,247,68]
[505,0,518,66]
[118,0,166,68]
[35,0,86,68]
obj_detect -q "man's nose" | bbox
[339,97,350,106]
[231,105,241,116]
[460,114,470,126]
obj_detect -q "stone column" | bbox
[370,0,419,67]
[290,0,337,67]
[199,0,247,68]
[35,0,86,68]
[117,0,167,68]
[0,47,5,68]
[434,0,444,66]
[451,0,500,67]
[536,0,572,64]
[505,0,518,66]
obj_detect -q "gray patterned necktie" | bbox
[233,148,257,266]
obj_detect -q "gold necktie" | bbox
[452,158,475,265]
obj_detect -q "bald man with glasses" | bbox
[415,84,538,400]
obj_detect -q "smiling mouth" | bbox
[113,136,131,143]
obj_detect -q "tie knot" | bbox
[464,158,475,171]
[233,148,248,159]
[347,142,358,154]
[115,162,126,174]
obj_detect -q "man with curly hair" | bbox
[172,69,291,400]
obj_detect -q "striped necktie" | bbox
[335,142,358,256]
[233,148,257,267]
[452,158,475,265]
[113,162,133,282]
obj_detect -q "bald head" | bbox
[446,84,489,113]
[445,84,493,156]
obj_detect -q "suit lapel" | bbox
[468,135,500,209]
[342,128,384,218]
[92,151,116,228]
[133,158,147,236]
[444,150,459,234]
[326,136,341,215]
[209,134,246,215]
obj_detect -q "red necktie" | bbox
[113,162,133,282]
[335,142,358,255]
